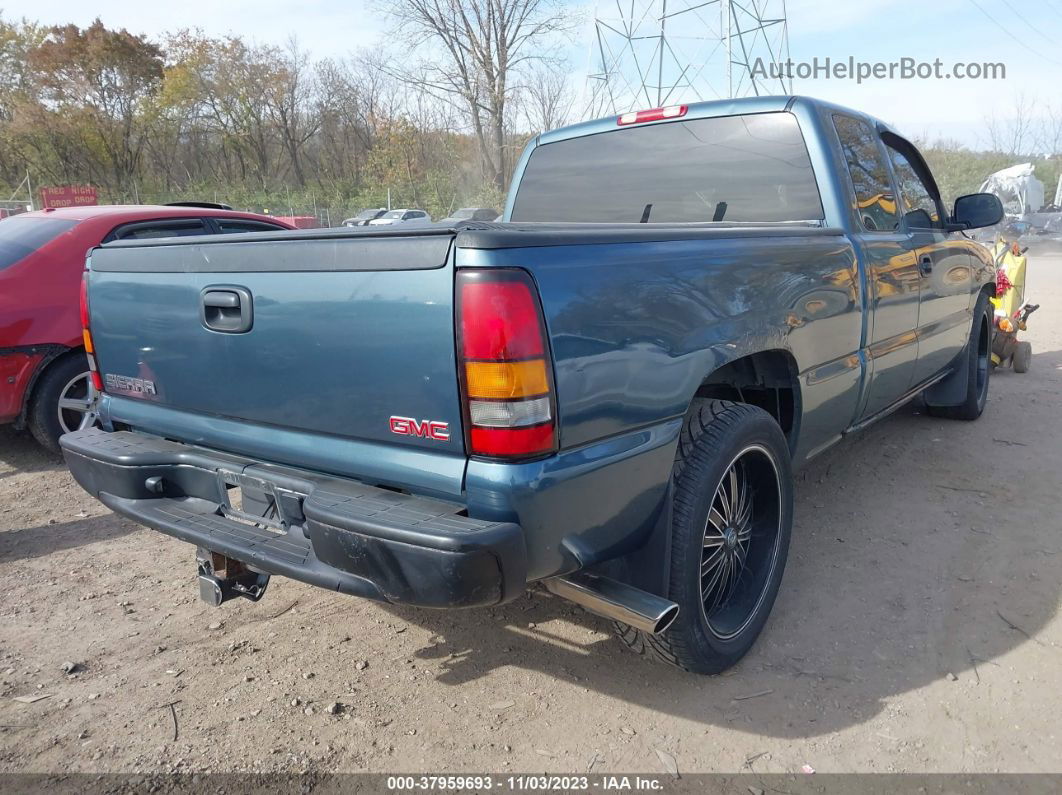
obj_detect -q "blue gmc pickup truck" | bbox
[61,96,1003,674]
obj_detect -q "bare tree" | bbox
[385,0,571,191]
[985,93,1034,155]
[519,59,572,134]
[265,38,321,187]
[1035,101,1062,157]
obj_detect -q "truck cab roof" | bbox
[537,95,898,147]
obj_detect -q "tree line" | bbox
[0,2,574,219]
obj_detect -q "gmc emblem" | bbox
[389,416,451,442]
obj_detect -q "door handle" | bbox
[919,256,933,276]
[203,291,239,309]
[201,286,253,333]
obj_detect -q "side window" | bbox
[215,219,284,234]
[883,142,941,230]
[113,220,208,240]
[833,114,899,232]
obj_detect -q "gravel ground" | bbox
[2,250,1061,777]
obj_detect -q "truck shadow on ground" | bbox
[0,427,64,481]
[0,514,139,563]
[0,427,139,559]
[382,348,1062,738]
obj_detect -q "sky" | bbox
[6,0,1062,151]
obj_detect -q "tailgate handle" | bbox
[201,286,253,333]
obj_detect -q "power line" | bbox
[995,0,1058,47]
[965,0,1062,67]
[1042,0,1062,19]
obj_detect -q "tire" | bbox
[1012,341,1031,373]
[615,399,793,674]
[926,290,991,421]
[27,353,99,455]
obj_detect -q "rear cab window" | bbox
[0,216,79,270]
[510,112,824,223]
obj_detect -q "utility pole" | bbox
[725,0,733,100]
[582,0,791,119]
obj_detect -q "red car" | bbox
[0,204,294,452]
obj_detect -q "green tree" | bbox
[21,19,163,192]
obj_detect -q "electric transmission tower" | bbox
[581,0,792,119]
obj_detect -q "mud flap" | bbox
[923,344,969,407]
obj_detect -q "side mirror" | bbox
[951,193,1003,230]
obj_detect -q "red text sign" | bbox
[39,185,98,209]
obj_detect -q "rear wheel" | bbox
[615,399,793,674]
[1012,341,1031,373]
[926,291,991,421]
[28,354,100,455]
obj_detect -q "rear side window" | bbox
[113,220,208,240]
[0,216,79,270]
[511,112,824,223]
[215,219,284,234]
[833,114,899,232]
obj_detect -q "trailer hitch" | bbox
[196,547,270,607]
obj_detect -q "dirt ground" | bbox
[2,249,1061,778]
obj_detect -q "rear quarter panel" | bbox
[459,233,862,461]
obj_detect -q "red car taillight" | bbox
[456,269,557,459]
[80,272,104,393]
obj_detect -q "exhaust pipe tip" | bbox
[545,572,680,636]
[653,603,680,634]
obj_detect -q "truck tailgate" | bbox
[87,230,464,455]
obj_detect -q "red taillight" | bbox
[617,105,688,125]
[469,423,555,457]
[459,281,544,359]
[456,269,556,459]
[81,271,104,393]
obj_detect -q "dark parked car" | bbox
[0,205,293,452]
[341,208,387,226]
[62,97,1002,674]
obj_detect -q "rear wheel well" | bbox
[15,345,80,428]
[694,351,800,451]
